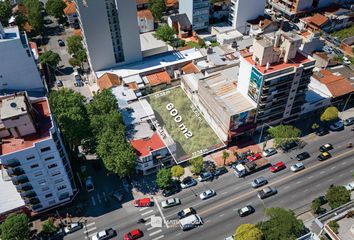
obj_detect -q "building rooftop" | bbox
[327,65,354,83]
[137,9,153,20]
[301,14,329,27]
[111,86,137,109]
[144,71,171,86]
[169,14,191,29]
[0,95,28,120]
[181,62,200,74]
[140,31,168,52]
[131,132,166,157]
[0,26,19,40]
[97,73,122,90]
[64,0,76,15]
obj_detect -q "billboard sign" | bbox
[248,67,263,103]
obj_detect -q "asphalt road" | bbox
[65,126,354,240]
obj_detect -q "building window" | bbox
[34,171,43,177]
[44,156,54,161]
[51,171,61,177]
[48,163,58,169]
[59,192,70,200]
[42,186,49,191]
[48,200,56,205]
[38,179,46,185]
[30,164,39,169]
[27,156,35,160]
[40,147,51,152]
[45,193,53,198]
[57,185,67,191]
[54,178,64,184]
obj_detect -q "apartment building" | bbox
[0,23,45,96]
[179,0,209,31]
[228,0,266,34]
[238,32,316,126]
[75,0,142,72]
[0,92,76,214]
[270,0,314,17]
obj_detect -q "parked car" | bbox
[319,143,333,152]
[344,181,354,191]
[57,39,65,47]
[257,187,277,199]
[56,80,63,87]
[177,207,196,219]
[317,152,331,161]
[312,196,328,205]
[180,177,197,189]
[262,148,277,157]
[123,229,143,240]
[214,167,228,176]
[251,176,268,188]
[49,228,66,240]
[290,163,305,172]
[198,171,213,182]
[315,127,329,136]
[162,184,181,197]
[85,176,94,192]
[329,120,344,131]
[344,117,354,126]
[269,161,286,173]
[247,153,262,161]
[280,141,298,152]
[296,152,310,161]
[343,56,351,65]
[64,222,83,234]
[91,228,116,240]
[161,198,181,208]
[199,189,216,200]
[238,205,255,217]
[133,198,153,207]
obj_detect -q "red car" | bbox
[269,161,286,173]
[247,153,262,162]
[133,198,152,207]
[124,229,143,240]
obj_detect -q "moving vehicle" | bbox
[238,205,255,217]
[162,184,181,197]
[251,176,268,188]
[296,152,310,161]
[133,198,153,207]
[180,177,197,189]
[234,158,269,177]
[247,153,262,161]
[91,228,116,240]
[262,148,277,157]
[64,222,83,234]
[57,39,65,47]
[177,207,196,219]
[290,163,305,172]
[179,214,203,231]
[161,198,181,208]
[319,143,333,152]
[317,152,331,161]
[344,117,354,126]
[269,161,286,173]
[315,128,329,136]
[199,189,216,200]
[214,167,228,176]
[329,120,344,131]
[344,181,354,191]
[258,187,277,199]
[123,229,143,240]
[198,171,213,182]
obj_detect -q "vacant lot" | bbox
[331,25,354,40]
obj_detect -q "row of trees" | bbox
[312,185,351,214]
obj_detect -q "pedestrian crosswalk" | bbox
[83,221,97,239]
[138,205,165,240]
[90,192,109,206]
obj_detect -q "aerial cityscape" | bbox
[0,0,354,240]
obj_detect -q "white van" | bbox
[179,214,203,231]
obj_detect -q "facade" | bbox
[0,24,45,96]
[228,0,266,34]
[137,9,154,33]
[270,0,314,17]
[299,31,325,55]
[168,14,193,38]
[179,0,209,31]
[0,92,76,213]
[238,32,316,126]
[75,0,142,72]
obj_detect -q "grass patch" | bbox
[331,25,354,40]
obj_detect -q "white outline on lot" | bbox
[149,229,162,236]
[141,209,154,216]
[139,86,226,164]
[154,196,169,228]
[91,196,96,206]
[152,235,165,240]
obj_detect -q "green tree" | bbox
[190,156,204,175]
[267,125,301,147]
[67,35,84,55]
[14,11,28,30]
[148,0,166,21]
[320,106,339,123]
[198,38,206,48]
[325,185,350,209]
[1,213,30,240]
[234,224,263,240]
[41,218,57,236]
[156,168,173,189]
[45,0,66,19]
[258,207,305,240]
[39,50,61,69]
[171,165,185,179]
[311,198,322,214]
[222,150,230,166]
[154,24,176,42]
[24,0,44,34]
[49,89,91,147]
[328,220,339,234]
[75,49,87,69]
[0,0,12,27]
[311,123,319,131]
[69,57,81,68]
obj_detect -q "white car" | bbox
[344,181,354,191]
[262,148,278,157]
[161,198,181,208]
[199,189,216,200]
[343,56,351,65]
[290,163,305,172]
[64,222,83,234]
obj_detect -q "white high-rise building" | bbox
[0,92,76,215]
[75,0,142,72]
[179,0,210,31]
[228,0,267,34]
[0,23,45,96]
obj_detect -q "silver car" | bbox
[161,198,181,208]
[251,176,268,188]
[290,163,305,172]
[199,189,216,200]
[262,148,277,157]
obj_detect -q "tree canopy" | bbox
[39,50,61,69]
[222,150,230,166]
[190,156,204,175]
[1,213,30,240]
[257,207,305,240]
[325,185,351,209]
[267,125,301,147]
[171,165,185,179]
[67,35,84,55]
[156,168,173,189]
[41,218,57,236]
[0,0,12,27]
[45,0,66,19]
[154,24,176,42]
[320,106,339,122]
[148,0,166,21]
[23,0,44,34]
[234,224,263,240]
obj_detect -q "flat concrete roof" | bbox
[0,95,28,120]
[140,32,168,51]
[0,168,25,214]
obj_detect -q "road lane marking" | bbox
[152,235,165,240]
[284,186,290,190]
[304,189,309,192]
[86,222,95,227]
[219,214,225,217]
[221,191,228,195]
[308,176,314,179]
[139,207,148,212]
[175,233,182,237]
[97,194,101,203]
[154,196,169,228]
[145,221,151,226]
[198,148,354,216]
[102,192,107,202]
[339,173,344,177]
[91,196,96,206]
[149,229,162,236]
[144,215,155,221]
[342,162,347,165]
[83,227,96,234]
[327,178,334,182]
[148,226,157,231]
[320,171,326,174]
[141,210,154,216]
[296,181,302,184]
[331,166,336,170]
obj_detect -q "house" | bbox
[64,0,79,29]
[168,14,193,38]
[299,31,325,55]
[324,6,354,31]
[247,16,279,36]
[142,70,172,91]
[137,9,154,33]
[299,14,331,32]
[340,36,354,57]
[97,73,122,90]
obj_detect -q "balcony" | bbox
[26,197,40,205]
[257,107,284,119]
[17,184,33,192]
[31,204,43,211]
[22,191,37,199]
[8,167,25,177]
[3,160,21,168]
[12,176,29,185]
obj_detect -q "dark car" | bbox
[312,196,328,206]
[162,184,181,197]
[344,117,354,126]
[214,167,228,176]
[319,143,333,152]
[238,205,255,217]
[296,152,310,161]
[57,39,65,47]
[316,128,329,136]
[257,187,277,199]
[177,207,196,219]
[280,141,298,152]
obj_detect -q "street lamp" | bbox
[258,122,273,146]
[339,92,353,119]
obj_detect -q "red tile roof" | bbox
[181,62,199,74]
[131,133,166,157]
[97,73,122,90]
[313,70,354,97]
[145,71,171,86]
[64,0,76,15]
[137,9,154,20]
[302,14,329,27]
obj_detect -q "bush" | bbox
[328,220,339,234]
[311,198,322,214]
